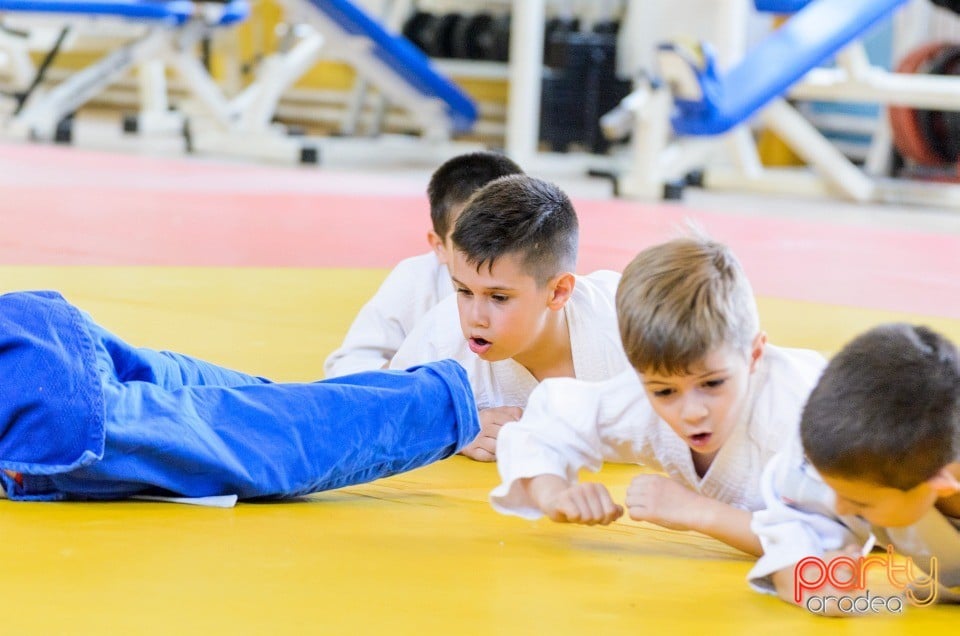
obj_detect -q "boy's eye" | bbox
[456,288,473,297]
[491,294,509,303]
[652,388,674,398]
[703,378,726,389]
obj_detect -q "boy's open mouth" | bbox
[468,337,492,355]
[689,432,712,448]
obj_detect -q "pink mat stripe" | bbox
[1,144,957,319]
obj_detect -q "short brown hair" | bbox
[616,235,759,374]
[801,323,960,490]
[427,152,523,239]
[451,175,578,286]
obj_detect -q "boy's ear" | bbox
[427,230,448,264]
[546,272,576,310]
[749,331,768,373]
[928,465,960,496]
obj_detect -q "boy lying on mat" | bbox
[491,234,825,556]
[0,291,478,504]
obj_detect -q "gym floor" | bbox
[0,139,958,633]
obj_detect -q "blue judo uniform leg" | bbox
[27,358,480,500]
[85,319,272,388]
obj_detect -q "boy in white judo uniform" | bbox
[748,323,960,615]
[390,175,629,461]
[491,235,826,555]
[324,151,523,378]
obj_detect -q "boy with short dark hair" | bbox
[390,174,629,461]
[491,235,827,556]
[324,151,522,378]
[0,291,479,504]
[749,323,960,613]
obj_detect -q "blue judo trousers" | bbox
[0,291,480,501]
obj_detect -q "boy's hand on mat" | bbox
[459,406,523,462]
[625,474,703,530]
[543,482,624,525]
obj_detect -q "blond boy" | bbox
[491,235,826,555]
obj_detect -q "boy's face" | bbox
[639,339,764,463]
[822,472,943,528]
[449,249,565,363]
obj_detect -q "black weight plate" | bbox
[451,13,493,60]
[401,11,434,52]
[423,13,461,58]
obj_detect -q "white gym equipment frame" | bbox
[185,0,481,165]
[614,0,960,207]
[0,1,248,143]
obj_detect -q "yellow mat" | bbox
[1,266,957,634]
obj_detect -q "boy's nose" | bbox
[467,301,489,328]
[680,398,708,423]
